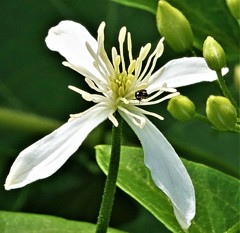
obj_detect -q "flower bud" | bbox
[167,95,196,122]
[203,36,226,71]
[156,0,193,52]
[206,95,237,131]
[234,65,240,92]
[226,0,240,21]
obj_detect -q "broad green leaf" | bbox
[96,145,240,233]
[0,211,126,233]
[111,0,158,14]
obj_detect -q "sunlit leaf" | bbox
[0,211,126,233]
[96,145,240,233]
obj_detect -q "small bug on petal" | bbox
[135,89,148,101]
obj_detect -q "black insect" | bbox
[135,89,148,101]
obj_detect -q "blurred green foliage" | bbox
[0,0,239,232]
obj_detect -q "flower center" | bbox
[110,55,137,102]
[68,22,179,128]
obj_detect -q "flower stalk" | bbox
[216,70,239,115]
[193,113,211,125]
[96,112,122,233]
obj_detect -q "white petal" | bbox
[120,111,195,230]
[45,20,102,80]
[148,57,228,92]
[5,104,110,190]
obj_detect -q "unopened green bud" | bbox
[167,95,196,122]
[234,65,240,92]
[226,0,240,21]
[203,36,226,71]
[156,0,193,52]
[206,95,237,131]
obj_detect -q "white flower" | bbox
[4,21,228,230]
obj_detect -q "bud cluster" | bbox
[167,94,238,132]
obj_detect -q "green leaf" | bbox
[0,211,126,233]
[111,0,158,14]
[96,145,240,233]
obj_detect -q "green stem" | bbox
[216,70,239,115]
[194,113,211,125]
[195,113,240,133]
[96,112,122,233]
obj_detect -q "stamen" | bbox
[118,106,146,128]
[111,47,118,67]
[119,97,129,104]
[108,113,119,127]
[85,42,109,80]
[118,26,127,72]
[135,43,151,79]
[136,82,148,90]
[85,78,106,94]
[97,22,106,44]
[125,79,133,93]
[159,86,177,93]
[69,112,83,119]
[97,22,115,77]
[93,60,109,81]
[127,32,133,63]
[138,40,164,81]
[139,43,152,61]
[63,61,106,85]
[128,60,136,74]
[114,55,121,74]
[134,106,164,120]
[69,103,107,121]
[68,85,107,103]
[118,86,125,96]
[144,89,165,102]
[110,82,118,94]
[138,92,180,106]
[140,38,165,83]
[90,95,108,103]
[156,37,165,57]
[68,85,93,101]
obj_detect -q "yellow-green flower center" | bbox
[110,69,135,100]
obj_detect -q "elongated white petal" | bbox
[45,20,103,80]
[148,57,228,92]
[5,104,110,190]
[120,111,195,230]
